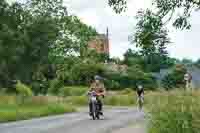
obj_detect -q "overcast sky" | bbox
[64,0,200,61]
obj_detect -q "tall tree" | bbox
[0,0,97,91]
[130,9,171,72]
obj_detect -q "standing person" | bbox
[88,75,106,116]
[184,72,192,91]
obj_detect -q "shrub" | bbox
[162,65,187,90]
[16,81,33,97]
[67,96,88,106]
[104,79,121,90]
[120,88,134,95]
[48,79,63,95]
[16,81,33,104]
[59,86,88,97]
[0,88,8,94]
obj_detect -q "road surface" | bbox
[0,107,145,133]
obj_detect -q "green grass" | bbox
[104,94,136,106]
[66,96,88,106]
[66,94,136,107]
[0,95,76,123]
[147,91,200,133]
[60,86,88,97]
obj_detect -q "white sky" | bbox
[64,0,200,61]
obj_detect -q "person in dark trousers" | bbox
[88,76,106,115]
[136,84,144,110]
[136,84,144,98]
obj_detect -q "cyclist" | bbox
[136,84,144,110]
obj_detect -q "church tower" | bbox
[87,27,110,56]
[105,27,110,56]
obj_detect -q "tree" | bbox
[108,0,200,29]
[0,0,97,93]
[132,9,170,55]
[162,64,187,90]
[181,58,193,65]
[129,9,171,72]
[108,0,127,13]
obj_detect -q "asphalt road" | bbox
[0,107,145,133]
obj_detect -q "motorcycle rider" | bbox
[88,75,106,116]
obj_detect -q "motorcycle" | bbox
[88,91,101,120]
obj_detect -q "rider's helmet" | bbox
[94,75,102,82]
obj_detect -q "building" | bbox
[88,28,109,56]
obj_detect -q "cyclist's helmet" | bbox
[138,85,143,90]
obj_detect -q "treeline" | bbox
[1,0,192,95]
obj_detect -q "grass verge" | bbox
[147,91,200,133]
[0,95,76,123]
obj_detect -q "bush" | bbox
[0,88,8,94]
[16,81,33,98]
[59,86,88,97]
[162,65,187,90]
[104,79,121,90]
[67,96,88,106]
[120,88,134,95]
[48,79,63,95]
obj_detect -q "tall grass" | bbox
[66,94,136,106]
[104,94,136,106]
[0,95,76,123]
[147,91,200,133]
[59,86,88,97]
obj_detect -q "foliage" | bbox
[16,81,33,97]
[108,0,127,13]
[127,9,172,73]
[103,65,157,90]
[194,59,200,68]
[108,0,200,29]
[162,64,187,90]
[123,49,175,72]
[48,79,64,95]
[131,9,170,59]
[120,88,134,95]
[104,79,121,90]
[181,58,193,65]
[59,86,88,97]
[0,0,97,93]
[153,0,199,29]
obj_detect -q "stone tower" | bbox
[88,28,110,56]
